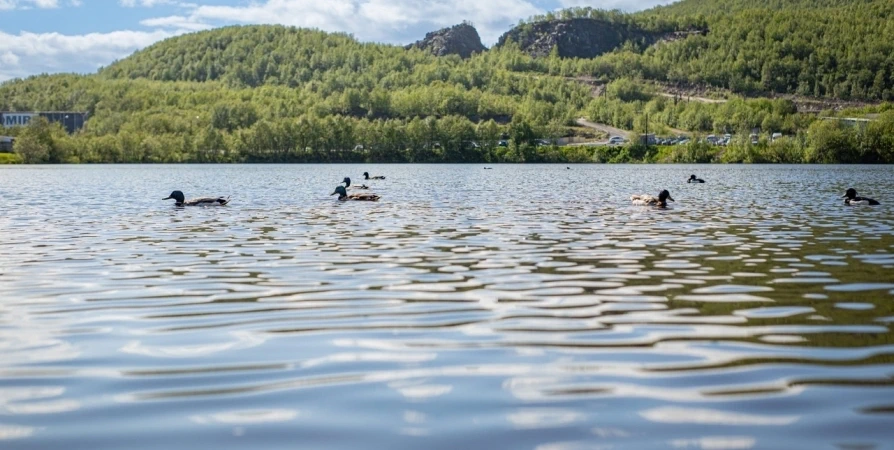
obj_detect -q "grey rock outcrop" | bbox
[496,18,656,59]
[407,23,487,59]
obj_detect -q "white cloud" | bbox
[182,0,543,44]
[0,30,174,81]
[140,15,212,31]
[557,0,676,11]
[0,0,60,9]
[0,0,84,8]
[1,51,21,65]
[119,0,170,6]
[119,0,197,7]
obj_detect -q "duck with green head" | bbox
[332,185,380,201]
[631,190,674,208]
[163,190,230,207]
[342,177,369,190]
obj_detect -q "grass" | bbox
[0,153,23,164]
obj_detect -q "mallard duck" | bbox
[688,174,705,183]
[163,190,229,207]
[342,177,369,190]
[332,185,380,201]
[631,190,674,208]
[363,172,386,180]
[842,188,880,205]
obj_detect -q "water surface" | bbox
[1,164,893,449]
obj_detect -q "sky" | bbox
[0,0,675,82]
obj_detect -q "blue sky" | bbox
[0,0,674,81]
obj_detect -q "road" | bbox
[659,93,728,104]
[575,118,631,142]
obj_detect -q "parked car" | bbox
[608,136,627,145]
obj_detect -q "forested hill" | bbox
[648,0,885,16]
[2,0,894,165]
[636,0,894,99]
[98,0,894,101]
[99,26,418,87]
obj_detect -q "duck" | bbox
[842,188,880,205]
[363,172,386,180]
[342,177,369,190]
[631,190,674,208]
[332,185,380,201]
[688,174,705,183]
[163,190,230,207]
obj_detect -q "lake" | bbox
[1,164,893,450]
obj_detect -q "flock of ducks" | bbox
[162,171,881,208]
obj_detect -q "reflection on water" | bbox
[0,164,892,449]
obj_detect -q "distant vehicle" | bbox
[608,136,627,145]
[498,140,509,147]
[771,132,783,141]
[535,139,552,146]
[749,133,759,144]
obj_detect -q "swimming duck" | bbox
[342,177,369,190]
[631,190,674,208]
[842,188,880,205]
[163,190,230,207]
[332,185,380,201]
[688,175,705,183]
[363,172,386,180]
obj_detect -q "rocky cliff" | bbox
[407,23,487,59]
[495,18,656,59]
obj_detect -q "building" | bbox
[0,136,13,153]
[0,112,88,134]
[820,116,874,129]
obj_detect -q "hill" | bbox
[495,18,658,59]
[639,0,894,99]
[1,26,592,163]
[650,0,880,16]
[407,23,486,59]
[1,3,893,165]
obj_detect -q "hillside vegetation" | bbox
[1,0,893,164]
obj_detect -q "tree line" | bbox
[1,3,893,164]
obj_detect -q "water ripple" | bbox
[0,164,892,449]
